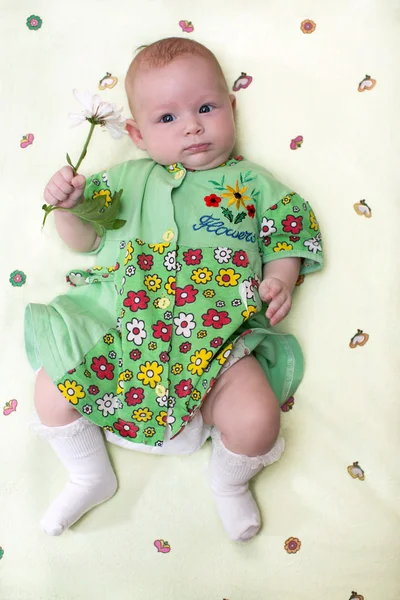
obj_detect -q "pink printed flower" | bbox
[114,418,139,438]
[152,320,173,342]
[210,337,223,348]
[123,290,150,312]
[183,248,203,265]
[91,356,114,380]
[290,236,300,243]
[175,284,198,306]
[202,309,231,329]
[282,215,303,234]
[137,253,154,271]
[179,342,192,353]
[204,194,222,207]
[159,351,170,363]
[125,387,144,406]
[175,378,193,398]
[88,385,99,395]
[232,250,249,268]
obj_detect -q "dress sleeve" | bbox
[80,168,113,255]
[256,171,323,275]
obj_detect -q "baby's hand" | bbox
[44,166,86,209]
[258,276,292,326]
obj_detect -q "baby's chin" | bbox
[177,150,232,171]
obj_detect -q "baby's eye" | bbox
[160,114,175,123]
[199,104,213,114]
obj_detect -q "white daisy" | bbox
[304,237,322,254]
[260,217,277,238]
[126,318,147,345]
[156,394,169,408]
[164,251,177,271]
[125,265,136,277]
[68,89,127,139]
[173,312,196,338]
[214,247,232,263]
[96,393,122,417]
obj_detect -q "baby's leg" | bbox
[201,355,285,542]
[33,368,117,535]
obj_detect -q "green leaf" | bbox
[221,207,233,222]
[64,188,126,232]
[66,153,74,168]
[234,211,247,225]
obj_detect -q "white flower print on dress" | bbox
[102,172,110,186]
[156,394,168,408]
[214,247,232,264]
[116,317,122,332]
[125,265,136,277]
[304,237,322,254]
[119,241,126,249]
[240,277,256,300]
[174,312,196,338]
[164,251,177,271]
[260,217,277,238]
[96,393,122,417]
[167,407,176,425]
[167,396,176,408]
[126,318,147,345]
[83,404,92,415]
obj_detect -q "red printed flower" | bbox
[91,356,115,380]
[179,342,192,353]
[175,378,193,398]
[234,155,243,161]
[210,337,223,348]
[290,236,300,243]
[175,284,198,306]
[264,237,271,246]
[246,204,255,218]
[88,385,99,395]
[152,320,172,342]
[282,215,303,234]
[183,248,203,265]
[125,387,144,406]
[204,194,222,207]
[232,250,249,268]
[137,253,154,271]
[123,290,150,312]
[202,309,231,329]
[159,351,170,363]
[114,418,139,438]
[129,349,142,361]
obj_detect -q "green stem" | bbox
[73,121,96,174]
[41,204,70,228]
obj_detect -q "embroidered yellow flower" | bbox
[165,276,176,295]
[310,210,319,231]
[191,390,201,401]
[144,427,156,437]
[221,180,251,210]
[144,274,162,292]
[197,330,207,339]
[132,407,153,422]
[191,267,213,285]
[103,333,114,345]
[57,380,85,405]
[216,343,233,365]
[171,363,183,375]
[93,189,112,207]
[188,349,213,376]
[273,242,293,252]
[124,241,134,265]
[241,306,257,321]
[156,411,167,427]
[149,242,170,254]
[203,289,215,298]
[137,361,163,388]
[216,268,240,287]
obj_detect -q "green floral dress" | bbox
[25,156,323,448]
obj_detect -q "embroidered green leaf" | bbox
[209,179,221,186]
[252,190,260,200]
[234,211,247,224]
[240,173,243,185]
[221,175,225,186]
[221,207,233,222]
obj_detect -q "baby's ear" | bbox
[125,118,146,150]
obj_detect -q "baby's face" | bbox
[126,56,236,170]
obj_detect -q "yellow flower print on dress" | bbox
[154,297,170,309]
[309,211,319,231]
[273,242,293,253]
[149,242,170,254]
[221,181,251,210]
[171,363,183,375]
[191,389,201,401]
[84,369,91,378]
[144,274,162,292]
[144,427,156,437]
[165,276,176,295]
[124,241,134,265]
[57,380,86,405]
[197,330,207,339]
[148,342,157,351]
[92,189,112,207]
[116,370,133,394]
[103,333,114,345]
[216,268,241,287]
[203,289,215,298]
[191,267,213,285]
[216,343,233,365]
[156,411,167,426]
[136,238,145,245]
[132,407,153,422]
[241,306,257,320]
[188,348,213,376]
[137,361,163,388]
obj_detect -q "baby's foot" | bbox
[210,481,260,542]
[41,471,117,536]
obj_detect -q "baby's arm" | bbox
[259,257,301,326]
[44,166,101,253]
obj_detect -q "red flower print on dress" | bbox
[202,309,231,329]
[88,385,100,395]
[264,237,271,247]
[152,320,172,342]
[269,204,278,210]
[210,337,223,348]
[129,349,142,361]
[123,290,150,312]
[179,342,192,353]
[232,250,249,268]
[290,236,300,242]
[183,248,203,266]
[125,387,144,406]
[137,253,154,271]
[246,204,255,218]
[204,194,222,207]
[91,356,114,380]
[282,215,303,234]
[114,418,139,438]
[175,284,198,306]
[159,351,170,363]
[175,378,193,398]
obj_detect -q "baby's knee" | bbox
[224,401,281,457]
[34,368,78,426]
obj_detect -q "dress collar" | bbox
[162,155,244,175]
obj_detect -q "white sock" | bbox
[32,416,117,536]
[209,428,285,542]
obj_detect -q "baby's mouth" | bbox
[185,143,210,153]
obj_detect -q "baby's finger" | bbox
[269,297,292,326]
[265,291,286,319]
[54,171,75,195]
[44,181,69,204]
[259,279,281,302]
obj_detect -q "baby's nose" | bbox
[185,118,204,135]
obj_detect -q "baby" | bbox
[25,37,323,542]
